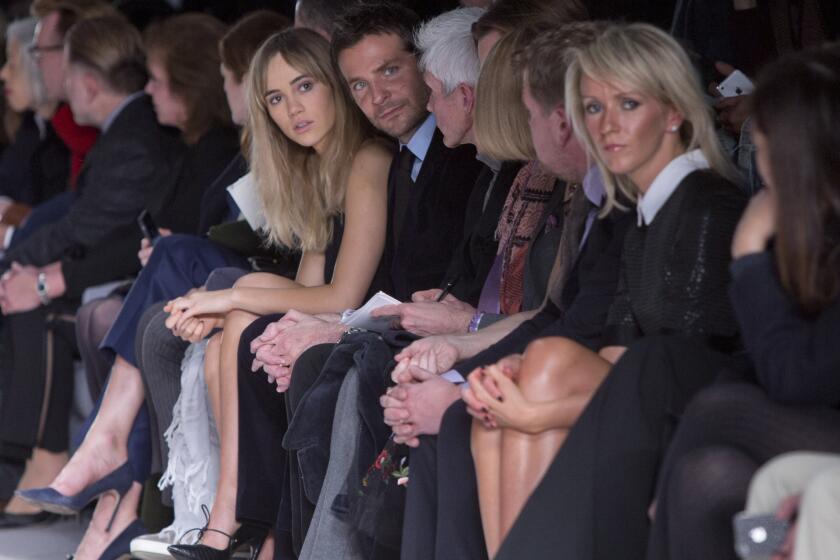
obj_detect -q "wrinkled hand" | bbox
[709,62,752,136]
[464,355,530,431]
[392,335,461,376]
[249,312,301,358]
[380,364,461,447]
[732,189,777,258]
[0,262,41,315]
[372,296,476,337]
[251,310,343,389]
[770,494,801,560]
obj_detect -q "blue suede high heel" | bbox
[66,518,147,560]
[15,461,133,529]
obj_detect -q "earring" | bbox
[669,125,679,132]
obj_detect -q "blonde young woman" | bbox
[158,28,392,558]
[464,23,747,557]
[20,26,390,560]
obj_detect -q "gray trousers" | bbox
[300,368,364,560]
[136,302,187,487]
[747,452,840,560]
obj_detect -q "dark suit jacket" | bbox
[444,160,521,307]
[380,129,485,302]
[154,124,241,235]
[0,112,70,205]
[60,122,241,298]
[2,95,183,296]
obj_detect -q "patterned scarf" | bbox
[495,161,559,315]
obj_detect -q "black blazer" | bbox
[2,95,183,296]
[381,128,485,301]
[154,124,241,235]
[444,161,521,307]
[0,112,70,205]
[55,124,242,298]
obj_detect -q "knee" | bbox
[670,446,754,512]
[233,272,280,289]
[91,297,123,337]
[801,465,840,514]
[747,453,805,513]
[683,382,766,423]
[517,337,585,395]
[204,334,222,386]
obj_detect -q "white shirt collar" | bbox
[637,149,709,226]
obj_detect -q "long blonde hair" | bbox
[247,28,377,252]
[564,23,739,213]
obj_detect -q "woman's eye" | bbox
[298,81,313,92]
[584,102,602,114]
[621,98,640,110]
[268,94,282,105]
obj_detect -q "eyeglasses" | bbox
[28,43,64,59]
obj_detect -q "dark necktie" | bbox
[392,146,415,247]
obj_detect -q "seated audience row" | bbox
[0,1,835,560]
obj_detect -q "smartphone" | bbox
[733,512,790,558]
[137,209,160,242]
[717,70,755,98]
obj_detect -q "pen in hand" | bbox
[436,276,459,302]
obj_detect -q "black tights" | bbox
[647,382,840,560]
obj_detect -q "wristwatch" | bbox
[36,272,50,306]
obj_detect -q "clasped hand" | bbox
[462,355,531,431]
[249,310,344,392]
[164,287,227,342]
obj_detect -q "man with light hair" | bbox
[415,6,484,148]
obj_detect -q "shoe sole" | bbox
[130,540,175,560]
[131,553,174,560]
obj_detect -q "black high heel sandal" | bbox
[167,505,266,560]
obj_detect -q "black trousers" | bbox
[236,315,286,529]
[647,382,840,560]
[0,301,79,461]
[495,334,735,560]
[401,401,488,560]
[235,313,335,557]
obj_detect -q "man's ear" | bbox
[457,83,476,116]
[81,71,100,104]
[551,104,574,146]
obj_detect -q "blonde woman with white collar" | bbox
[463,22,747,557]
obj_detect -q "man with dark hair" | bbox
[232,1,485,554]
[294,0,357,38]
[0,14,183,533]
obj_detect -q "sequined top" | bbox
[603,170,747,351]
